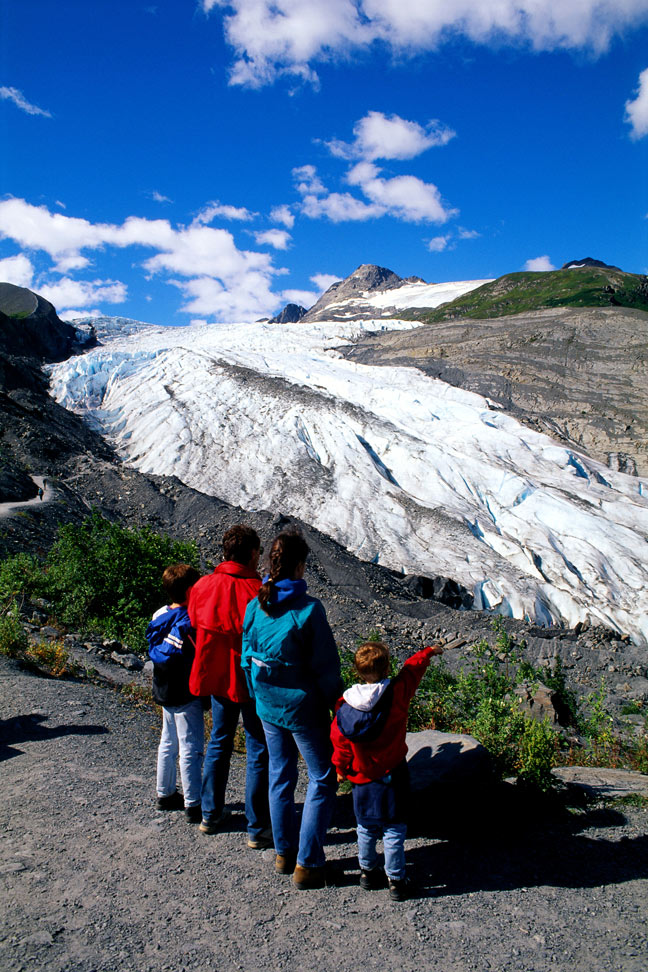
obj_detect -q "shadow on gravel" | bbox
[327,784,648,897]
[0,712,109,762]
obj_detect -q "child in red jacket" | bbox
[331,641,443,900]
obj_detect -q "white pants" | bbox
[156,700,204,807]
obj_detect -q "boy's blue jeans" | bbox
[261,720,337,869]
[201,696,270,839]
[357,822,407,881]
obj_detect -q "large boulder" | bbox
[402,573,474,610]
[0,283,96,362]
[406,729,492,790]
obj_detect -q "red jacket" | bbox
[330,646,436,784]
[188,561,261,702]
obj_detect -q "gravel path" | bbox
[1,656,647,972]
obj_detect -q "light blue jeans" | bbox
[261,720,337,869]
[357,822,407,881]
[156,700,204,807]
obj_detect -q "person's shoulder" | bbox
[150,604,171,622]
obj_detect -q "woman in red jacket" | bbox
[330,640,443,900]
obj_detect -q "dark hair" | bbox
[222,524,261,565]
[258,530,309,613]
[162,563,200,603]
[354,641,390,683]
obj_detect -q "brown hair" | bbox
[258,530,309,613]
[354,641,390,683]
[162,563,200,604]
[222,524,261,565]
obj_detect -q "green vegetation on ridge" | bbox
[402,267,648,323]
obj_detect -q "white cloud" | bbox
[172,272,279,322]
[458,227,480,240]
[311,272,341,291]
[193,201,256,223]
[37,278,128,309]
[254,229,292,249]
[270,204,295,228]
[427,235,450,252]
[0,253,34,287]
[280,288,317,306]
[151,190,173,204]
[301,192,383,222]
[350,165,456,223]
[59,308,102,321]
[625,67,648,140]
[293,165,327,196]
[202,1,648,87]
[0,86,52,117]
[0,198,285,323]
[523,255,556,271]
[327,110,455,160]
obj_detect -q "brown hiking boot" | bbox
[275,852,297,874]
[292,864,326,890]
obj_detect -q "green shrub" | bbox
[516,717,559,790]
[0,610,28,657]
[43,510,199,653]
[0,553,44,601]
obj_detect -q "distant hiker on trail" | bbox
[188,524,271,848]
[331,640,444,901]
[37,486,44,501]
[242,530,342,890]
[146,563,203,823]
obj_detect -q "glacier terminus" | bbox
[49,311,648,647]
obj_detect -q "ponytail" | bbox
[258,530,309,613]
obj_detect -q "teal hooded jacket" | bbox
[242,581,342,731]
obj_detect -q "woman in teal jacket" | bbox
[242,530,341,890]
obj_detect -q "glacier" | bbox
[49,314,648,646]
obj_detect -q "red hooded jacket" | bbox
[330,646,436,784]
[187,561,261,702]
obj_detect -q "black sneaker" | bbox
[185,805,202,824]
[388,877,410,901]
[359,868,385,891]
[157,791,184,811]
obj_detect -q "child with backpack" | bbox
[146,563,203,822]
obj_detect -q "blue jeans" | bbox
[201,696,269,839]
[261,720,337,869]
[357,821,407,881]
[156,700,204,807]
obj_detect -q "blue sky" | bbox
[1,0,647,323]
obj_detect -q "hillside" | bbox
[401,267,648,323]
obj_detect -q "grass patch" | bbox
[401,267,648,323]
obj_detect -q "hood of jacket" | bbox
[262,576,307,606]
[215,560,261,580]
[336,679,394,742]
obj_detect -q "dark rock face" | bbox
[301,264,404,322]
[561,257,621,271]
[269,303,307,324]
[0,283,96,362]
[403,574,474,610]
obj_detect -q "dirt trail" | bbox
[1,656,647,972]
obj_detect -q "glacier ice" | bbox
[48,315,648,645]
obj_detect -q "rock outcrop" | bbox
[0,283,96,362]
[300,264,406,322]
[269,303,307,324]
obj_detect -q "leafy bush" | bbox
[0,553,45,601]
[43,511,199,652]
[0,510,199,654]
[0,609,28,657]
